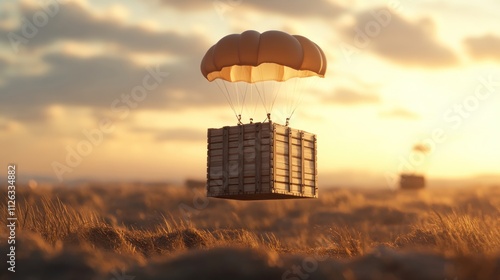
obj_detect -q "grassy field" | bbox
[1,183,499,279]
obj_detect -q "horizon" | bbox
[5,172,500,190]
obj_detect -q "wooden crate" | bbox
[399,174,426,190]
[207,122,317,200]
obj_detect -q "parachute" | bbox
[202,31,326,200]
[200,30,327,125]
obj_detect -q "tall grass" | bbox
[1,184,499,258]
[16,196,102,244]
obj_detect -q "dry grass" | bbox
[1,183,499,279]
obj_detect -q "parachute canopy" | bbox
[200,30,327,83]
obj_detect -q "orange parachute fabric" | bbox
[200,30,327,83]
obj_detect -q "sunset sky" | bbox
[1,0,499,186]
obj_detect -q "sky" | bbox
[1,0,499,187]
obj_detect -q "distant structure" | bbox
[184,179,205,190]
[399,142,430,190]
[399,173,426,190]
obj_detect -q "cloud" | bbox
[379,107,419,120]
[0,2,207,55]
[0,53,227,123]
[0,120,22,132]
[0,2,232,125]
[159,0,345,19]
[343,9,458,67]
[0,1,343,128]
[324,87,380,105]
[131,127,206,142]
[464,34,500,62]
[155,128,206,142]
[0,56,7,68]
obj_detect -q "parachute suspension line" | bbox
[262,67,272,121]
[250,84,257,117]
[255,68,270,121]
[223,80,239,120]
[268,63,281,122]
[233,82,239,111]
[288,94,304,125]
[216,80,239,124]
[239,83,247,125]
[269,81,281,121]
[254,83,266,112]
[232,82,244,125]
[286,80,292,123]
[288,77,303,126]
[240,82,248,116]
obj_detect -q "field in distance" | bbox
[1,182,499,279]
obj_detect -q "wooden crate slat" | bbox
[275,175,303,184]
[278,163,313,173]
[274,168,314,179]
[275,156,304,167]
[274,182,287,190]
[209,129,223,137]
[303,173,315,180]
[210,149,223,156]
[208,186,222,192]
[208,180,223,187]
[210,155,222,163]
[303,149,314,160]
[290,185,302,193]
[209,135,223,143]
[243,167,270,176]
[304,179,316,187]
[243,184,257,192]
[209,143,224,150]
[302,188,315,196]
[303,160,315,170]
[274,133,314,144]
[227,139,271,148]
